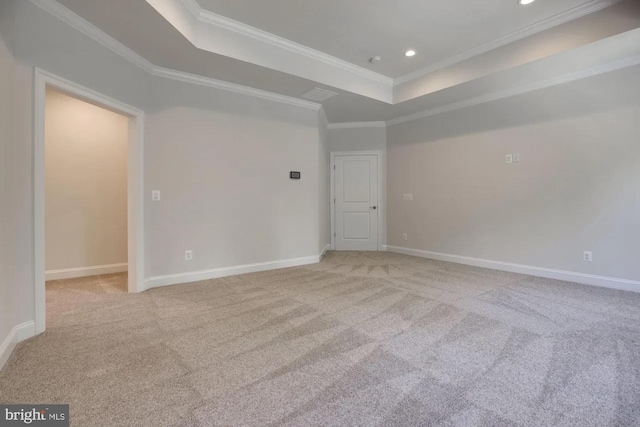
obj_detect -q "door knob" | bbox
[371,206,377,210]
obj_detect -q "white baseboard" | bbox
[384,245,640,293]
[0,321,36,372]
[46,263,128,281]
[320,244,331,259]
[144,254,322,290]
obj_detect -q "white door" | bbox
[334,154,379,251]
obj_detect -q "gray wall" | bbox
[2,0,325,349]
[387,65,640,281]
[0,0,17,355]
[328,127,386,153]
[145,77,321,277]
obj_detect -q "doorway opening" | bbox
[330,151,383,251]
[34,69,144,335]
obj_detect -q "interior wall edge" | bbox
[0,321,36,372]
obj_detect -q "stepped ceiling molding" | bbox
[146,0,625,103]
[38,0,640,122]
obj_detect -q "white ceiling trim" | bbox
[182,0,392,86]
[394,0,624,85]
[26,0,638,125]
[31,0,155,73]
[152,67,320,110]
[29,0,321,111]
[162,0,625,105]
[387,53,640,126]
[145,0,392,103]
[328,122,387,130]
[185,0,622,90]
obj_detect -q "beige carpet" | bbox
[1,251,639,426]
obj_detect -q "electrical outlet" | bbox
[403,194,413,201]
[185,250,193,261]
[505,154,513,164]
[152,190,161,201]
[583,251,593,262]
[403,233,408,241]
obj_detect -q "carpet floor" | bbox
[1,251,639,426]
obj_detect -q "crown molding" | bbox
[152,67,320,110]
[31,0,155,73]
[176,0,623,90]
[29,0,321,111]
[183,0,393,86]
[387,53,640,126]
[394,0,624,85]
[328,122,387,130]
[27,0,634,122]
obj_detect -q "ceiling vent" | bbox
[301,87,339,102]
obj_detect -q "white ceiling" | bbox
[196,0,597,78]
[49,0,640,122]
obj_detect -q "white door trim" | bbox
[33,68,145,335]
[330,151,383,251]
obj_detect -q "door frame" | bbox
[330,151,383,251]
[33,68,145,335]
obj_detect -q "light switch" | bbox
[152,190,161,201]
[403,194,413,201]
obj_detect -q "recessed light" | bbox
[518,0,535,5]
[405,50,416,57]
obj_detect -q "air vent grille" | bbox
[301,87,339,102]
